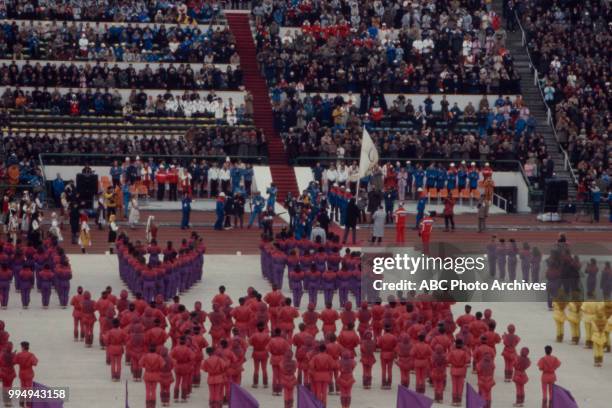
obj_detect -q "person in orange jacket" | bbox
[477,352,496,408]
[249,322,270,388]
[320,303,339,338]
[158,347,175,407]
[537,345,561,407]
[394,202,409,243]
[431,344,447,402]
[309,342,337,407]
[513,347,531,407]
[202,347,229,408]
[230,336,246,385]
[264,285,284,331]
[281,350,298,408]
[377,324,398,389]
[359,331,376,389]
[103,318,128,381]
[189,326,209,388]
[170,336,195,402]
[231,297,254,337]
[140,345,165,408]
[278,298,300,339]
[337,350,356,408]
[502,324,521,382]
[268,328,291,395]
[395,333,413,388]
[338,322,360,358]
[448,338,470,406]
[13,341,38,404]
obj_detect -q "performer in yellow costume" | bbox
[581,301,599,348]
[591,306,608,367]
[552,300,567,343]
[566,301,582,345]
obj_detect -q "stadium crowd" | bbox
[0,61,243,90]
[0,21,239,63]
[254,0,520,94]
[517,0,611,192]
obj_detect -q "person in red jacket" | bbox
[80,290,97,347]
[158,347,175,407]
[338,322,360,359]
[218,339,238,404]
[171,336,195,402]
[448,338,470,406]
[394,202,408,243]
[430,344,447,402]
[140,345,165,408]
[231,297,254,337]
[264,285,284,331]
[202,347,229,408]
[268,328,290,395]
[13,341,38,399]
[18,266,34,309]
[249,322,270,388]
[537,345,561,407]
[476,351,495,408]
[395,333,413,388]
[324,333,342,395]
[377,325,398,389]
[309,343,337,407]
[456,304,475,329]
[360,331,376,389]
[229,335,246,385]
[70,286,84,341]
[127,318,146,381]
[190,326,208,388]
[278,298,299,339]
[357,302,371,337]
[319,303,339,338]
[411,333,432,394]
[103,318,128,381]
[337,350,356,408]
[419,212,435,255]
[370,301,385,340]
[301,303,319,337]
[281,350,297,408]
[513,347,531,407]
[502,324,520,382]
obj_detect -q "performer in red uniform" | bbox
[264,285,284,331]
[337,351,356,408]
[140,345,164,408]
[320,303,339,338]
[513,347,531,407]
[249,322,270,389]
[0,341,16,407]
[231,297,254,337]
[70,286,84,341]
[171,336,195,402]
[338,323,360,359]
[278,298,300,339]
[448,338,470,406]
[370,301,384,340]
[537,345,561,407]
[301,303,319,337]
[357,302,371,337]
[268,328,291,396]
[394,203,408,243]
[202,347,229,408]
[395,333,413,388]
[477,352,496,408]
[359,331,376,389]
[13,342,38,400]
[431,345,447,402]
[80,290,97,347]
[377,325,398,389]
[411,334,432,394]
[502,324,521,382]
[309,343,336,407]
[324,334,342,395]
[103,318,128,381]
[281,350,297,408]
[419,212,435,255]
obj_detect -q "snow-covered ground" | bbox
[1,254,609,407]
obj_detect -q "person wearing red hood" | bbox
[158,346,175,407]
[202,347,229,408]
[359,331,376,389]
[268,328,291,396]
[337,350,356,408]
[340,301,356,331]
[249,322,270,388]
[171,336,195,402]
[231,297,254,337]
[70,286,85,341]
[229,335,246,385]
[537,345,561,407]
[264,285,284,331]
[1,341,16,407]
[431,344,447,402]
[301,303,319,337]
[140,344,165,408]
[103,318,128,381]
[18,265,34,309]
[309,342,336,407]
[324,333,342,395]
[189,326,209,388]
[13,341,38,403]
[319,303,339,338]
[411,333,432,394]
[116,290,130,313]
[395,333,413,388]
[477,352,496,408]
[377,325,398,389]
[278,298,299,339]
[208,303,227,347]
[502,324,521,382]
[513,347,531,407]
[281,350,297,408]
[127,317,146,381]
[448,338,470,406]
[80,290,97,347]
[357,302,371,337]
[0,263,12,309]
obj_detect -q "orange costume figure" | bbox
[502,324,521,382]
[264,285,285,331]
[139,345,165,408]
[377,325,398,389]
[268,328,291,395]
[448,338,471,406]
[337,351,356,408]
[513,347,531,407]
[430,345,447,403]
[231,297,254,337]
[158,347,175,407]
[281,350,298,408]
[320,303,340,338]
[103,318,128,381]
[308,343,337,407]
[394,203,408,243]
[537,345,561,407]
[70,286,84,341]
[419,213,434,255]
[477,352,496,408]
[410,334,432,394]
[395,333,413,388]
[301,303,319,337]
[202,347,229,408]
[278,298,300,339]
[170,336,195,402]
[249,322,271,388]
[13,342,38,399]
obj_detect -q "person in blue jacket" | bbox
[416,189,427,229]
[52,173,65,208]
[436,165,446,191]
[181,193,192,230]
[414,164,425,194]
[214,193,225,230]
[243,165,254,196]
[425,164,437,189]
[447,164,457,191]
[266,183,277,213]
[468,164,480,191]
[230,165,242,194]
[248,191,265,228]
[457,163,468,190]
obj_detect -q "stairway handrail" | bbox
[513,10,579,188]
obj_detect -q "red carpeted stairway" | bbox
[226,13,298,202]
